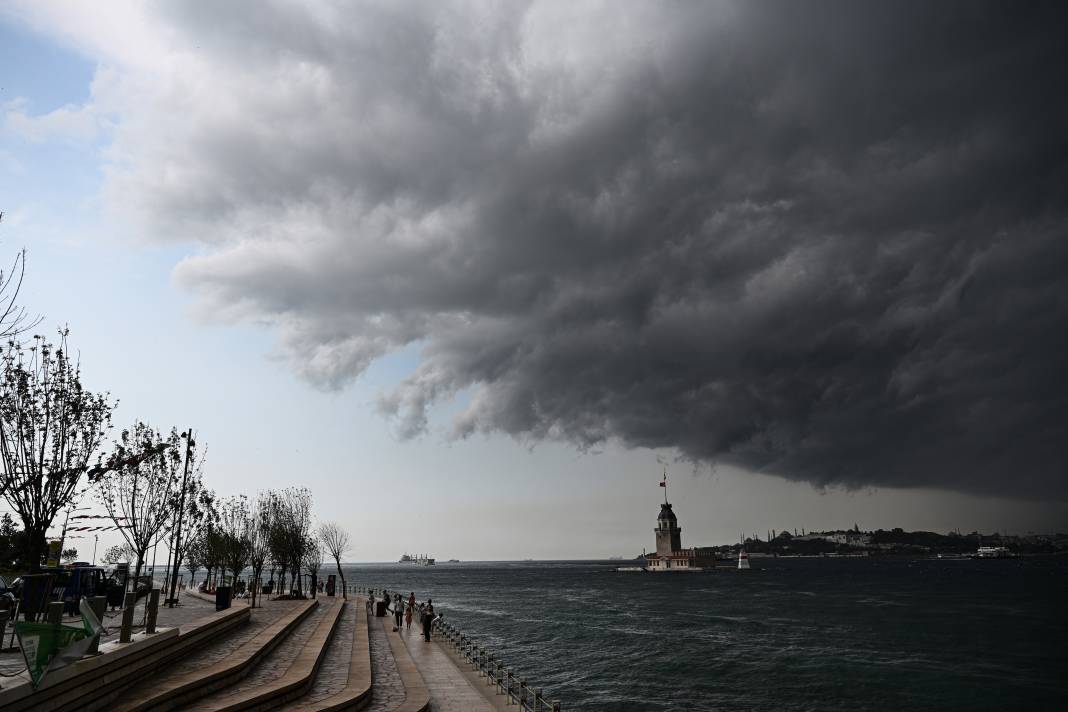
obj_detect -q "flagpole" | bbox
[663,467,668,505]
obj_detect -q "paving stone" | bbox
[280,598,357,707]
[366,610,406,711]
[205,599,327,705]
[397,622,499,712]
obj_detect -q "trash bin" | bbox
[216,586,232,611]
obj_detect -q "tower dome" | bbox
[658,502,678,524]
[655,502,682,556]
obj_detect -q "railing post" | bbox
[507,669,514,703]
[146,589,161,634]
[520,680,528,710]
[496,662,503,692]
[552,701,561,712]
[534,688,543,711]
[120,592,136,643]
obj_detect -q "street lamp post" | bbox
[167,428,194,607]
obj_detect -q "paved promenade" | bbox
[367,613,407,710]
[395,617,503,712]
[1,591,517,711]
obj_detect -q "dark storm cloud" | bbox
[116,1,1065,496]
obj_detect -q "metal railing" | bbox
[358,587,562,711]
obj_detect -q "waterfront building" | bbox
[644,482,718,571]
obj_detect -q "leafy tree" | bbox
[218,496,252,592]
[304,535,323,599]
[266,488,312,597]
[101,542,135,565]
[61,547,78,563]
[162,439,213,605]
[203,524,226,589]
[318,521,350,599]
[95,423,182,590]
[184,531,209,586]
[247,492,274,608]
[0,512,20,565]
[0,331,113,566]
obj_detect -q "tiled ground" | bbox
[398,622,499,712]
[0,585,217,683]
[290,599,357,706]
[366,612,406,711]
[146,598,294,680]
[205,599,327,706]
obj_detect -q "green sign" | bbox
[16,621,88,688]
[15,598,103,689]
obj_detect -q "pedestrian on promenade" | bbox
[422,599,435,642]
[405,600,413,630]
[408,591,415,609]
[368,591,375,615]
[393,594,404,630]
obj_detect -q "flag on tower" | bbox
[660,470,667,487]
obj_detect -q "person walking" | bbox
[422,599,435,642]
[393,594,404,630]
[405,599,413,630]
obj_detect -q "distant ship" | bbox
[399,553,436,565]
[446,559,460,563]
[972,546,1016,559]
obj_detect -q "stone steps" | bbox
[3,594,472,712]
[276,597,372,712]
[197,597,344,711]
[111,598,317,712]
[378,616,430,712]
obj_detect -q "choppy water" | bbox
[340,557,1068,711]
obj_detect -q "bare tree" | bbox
[304,535,323,599]
[95,423,182,590]
[318,521,350,599]
[0,331,113,566]
[0,247,42,340]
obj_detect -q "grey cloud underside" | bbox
[149,1,1067,497]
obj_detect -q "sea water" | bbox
[340,557,1068,711]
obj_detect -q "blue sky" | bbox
[2,5,1064,563]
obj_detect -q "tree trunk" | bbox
[334,558,347,600]
[132,553,146,595]
[22,524,45,570]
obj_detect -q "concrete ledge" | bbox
[382,617,430,712]
[201,599,345,711]
[0,604,250,712]
[306,597,372,712]
[113,598,317,712]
